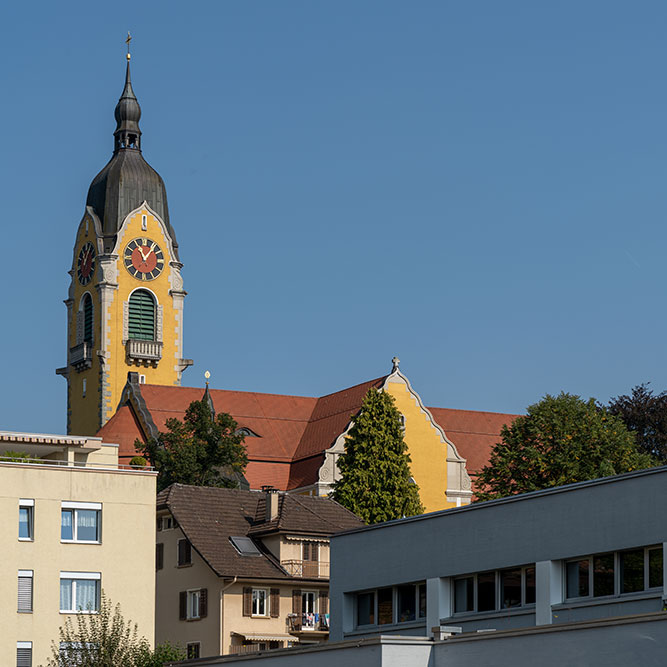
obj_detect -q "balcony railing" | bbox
[126,339,162,364]
[281,560,329,579]
[70,342,92,371]
[287,612,330,633]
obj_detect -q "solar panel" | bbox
[230,536,261,556]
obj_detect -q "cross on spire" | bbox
[126,31,132,60]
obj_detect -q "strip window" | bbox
[19,500,34,541]
[565,545,663,601]
[355,582,426,628]
[453,565,536,614]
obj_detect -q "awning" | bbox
[231,632,298,643]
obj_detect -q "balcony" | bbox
[287,612,329,637]
[70,342,92,371]
[281,560,329,579]
[126,339,162,366]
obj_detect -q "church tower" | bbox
[57,52,192,436]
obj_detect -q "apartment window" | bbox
[179,589,208,621]
[565,546,663,601]
[253,588,268,616]
[61,502,101,543]
[19,500,34,541]
[177,538,192,566]
[187,643,200,659]
[60,572,100,613]
[454,566,536,614]
[16,642,32,667]
[156,543,164,570]
[355,582,426,628]
[18,570,33,613]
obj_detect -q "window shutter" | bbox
[156,543,164,570]
[312,543,319,562]
[83,294,93,344]
[270,588,280,618]
[243,587,252,617]
[319,590,329,614]
[292,589,302,615]
[178,539,191,566]
[18,575,33,613]
[185,540,192,564]
[157,517,162,532]
[16,646,32,667]
[200,588,208,619]
[179,591,187,620]
[128,290,156,341]
[177,539,185,565]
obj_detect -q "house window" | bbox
[128,289,156,341]
[355,582,426,628]
[177,538,192,567]
[61,503,101,543]
[16,642,32,667]
[252,589,268,616]
[179,589,208,621]
[156,543,164,570]
[187,643,200,659]
[302,591,316,614]
[565,546,663,601]
[18,570,33,613]
[19,500,33,541]
[59,572,100,613]
[453,566,536,614]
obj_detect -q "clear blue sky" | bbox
[2,1,667,433]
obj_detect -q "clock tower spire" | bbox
[57,48,192,436]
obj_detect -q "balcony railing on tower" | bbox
[70,342,92,372]
[126,339,162,366]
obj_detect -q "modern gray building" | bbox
[168,467,667,666]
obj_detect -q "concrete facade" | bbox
[0,431,156,666]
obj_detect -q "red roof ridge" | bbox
[315,376,387,401]
[427,406,520,419]
[142,383,317,402]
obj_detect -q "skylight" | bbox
[229,536,261,556]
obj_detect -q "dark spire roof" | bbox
[203,382,216,419]
[86,56,179,259]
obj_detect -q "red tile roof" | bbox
[99,377,518,490]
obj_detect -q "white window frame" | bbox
[19,499,34,542]
[252,588,268,617]
[187,589,201,620]
[59,572,101,614]
[18,570,33,613]
[16,641,32,667]
[61,502,102,544]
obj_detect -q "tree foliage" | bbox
[41,592,185,667]
[476,392,656,501]
[333,388,423,523]
[136,399,248,492]
[607,383,667,463]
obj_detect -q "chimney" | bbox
[262,486,279,521]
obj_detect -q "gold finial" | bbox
[204,370,211,386]
[126,31,132,60]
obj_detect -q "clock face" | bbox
[77,242,96,285]
[124,238,165,280]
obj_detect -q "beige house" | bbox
[155,484,363,659]
[0,431,157,667]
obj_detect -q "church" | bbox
[57,54,516,513]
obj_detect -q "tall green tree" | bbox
[607,383,667,463]
[136,399,248,492]
[41,592,185,667]
[333,388,423,523]
[476,392,656,501]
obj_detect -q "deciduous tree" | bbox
[333,388,423,523]
[607,383,667,463]
[476,392,655,501]
[136,399,248,492]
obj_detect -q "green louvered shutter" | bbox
[128,290,156,341]
[83,294,93,343]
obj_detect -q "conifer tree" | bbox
[333,388,423,523]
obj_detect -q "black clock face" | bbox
[77,242,96,285]
[124,238,165,280]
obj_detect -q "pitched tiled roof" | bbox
[99,377,518,490]
[158,484,363,579]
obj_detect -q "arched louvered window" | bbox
[82,293,93,344]
[128,289,156,341]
